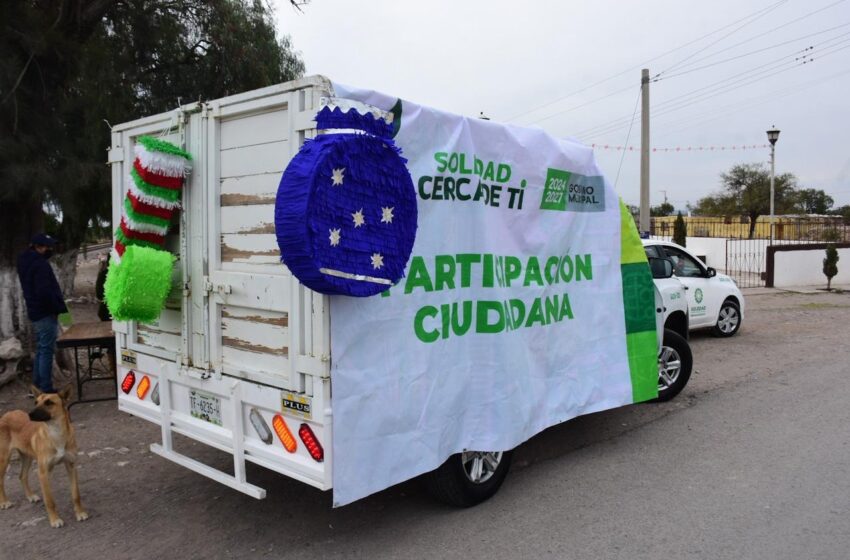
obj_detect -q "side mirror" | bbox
[649,257,674,279]
[707,267,717,278]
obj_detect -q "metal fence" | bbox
[649,217,850,288]
[650,216,850,242]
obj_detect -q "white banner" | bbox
[328,83,652,506]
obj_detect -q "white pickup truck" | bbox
[108,75,692,507]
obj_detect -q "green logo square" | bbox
[540,168,571,211]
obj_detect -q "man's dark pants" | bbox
[32,315,58,393]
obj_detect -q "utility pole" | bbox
[639,69,650,234]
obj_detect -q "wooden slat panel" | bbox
[222,306,288,327]
[220,141,288,179]
[220,204,276,234]
[137,326,181,351]
[220,108,289,150]
[221,345,289,376]
[220,233,279,264]
[222,314,288,353]
[220,173,280,206]
[143,309,182,334]
[212,272,291,312]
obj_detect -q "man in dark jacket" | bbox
[17,233,68,393]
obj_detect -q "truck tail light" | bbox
[298,423,324,463]
[272,414,297,453]
[151,382,160,405]
[136,375,151,400]
[121,371,136,394]
[249,408,273,445]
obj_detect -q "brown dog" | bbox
[0,386,88,527]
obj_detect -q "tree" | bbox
[673,212,687,247]
[650,201,674,217]
[0,0,305,340]
[795,188,834,214]
[823,245,839,291]
[691,163,798,238]
[830,204,850,224]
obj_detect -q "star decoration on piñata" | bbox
[329,228,341,247]
[352,208,365,228]
[380,206,395,224]
[371,253,384,269]
[331,168,345,186]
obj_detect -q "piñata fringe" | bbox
[127,178,182,211]
[135,144,192,177]
[121,210,171,236]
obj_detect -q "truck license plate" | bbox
[189,390,222,426]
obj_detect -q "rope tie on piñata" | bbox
[105,136,192,322]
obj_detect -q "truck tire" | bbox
[425,450,513,507]
[653,328,693,402]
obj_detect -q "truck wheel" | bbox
[712,299,741,337]
[653,328,693,402]
[425,450,513,507]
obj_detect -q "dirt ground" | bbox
[0,269,848,558]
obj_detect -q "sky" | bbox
[272,0,850,210]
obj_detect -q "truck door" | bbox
[662,245,715,328]
[110,118,193,363]
[203,81,331,392]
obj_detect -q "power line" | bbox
[572,55,798,139]
[547,1,850,139]
[657,0,789,75]
[587,62,808,140]
[653,67,850,138]
[658,0,849,76]
[586,46,850,143]
[641,37,850,116]
[526,83,635,125]
[659,25,850,80]
[575,43,827,141]
[503,0,789,123]
[579,58,807,141]
[582,40,849,142]
[614,88,641,189]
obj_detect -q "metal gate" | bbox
[650,217,849,289]
[725,238,767,288]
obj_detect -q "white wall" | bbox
[774,247,850,288]
[683,237,728,269]
[651,236,819,275]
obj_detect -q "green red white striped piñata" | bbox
[105,136,191,323]
[114,136,191,257]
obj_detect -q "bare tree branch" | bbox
[1,54,35,105]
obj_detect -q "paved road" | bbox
[1,291,848,559]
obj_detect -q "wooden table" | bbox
[57,321,117,406]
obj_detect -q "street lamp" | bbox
[767,127,780,245]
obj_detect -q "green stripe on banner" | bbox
[621,263,656,333]
[123,198,171,228]
[618,197,658,402]
[627,331,658,402]
[619,200,646,265]
[130,168,182,203]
